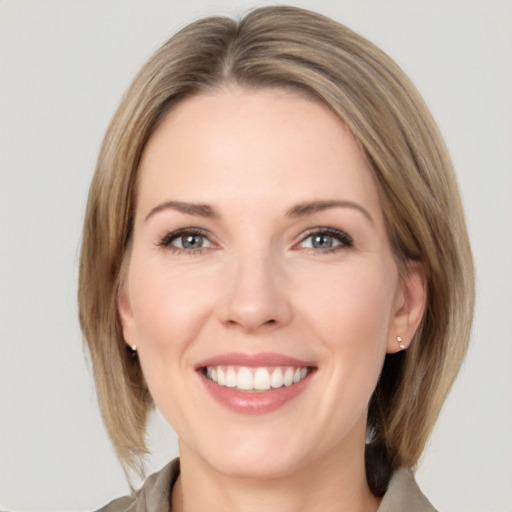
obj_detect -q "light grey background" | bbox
[1,1,511,511]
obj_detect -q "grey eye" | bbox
[310,234,336,249]
[297,228,353,251]
[173,234,210,249]
[301,233,341,250]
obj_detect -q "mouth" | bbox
[195,353,316,414]
[201,365,313,392]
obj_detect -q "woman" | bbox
[79,6,474,511]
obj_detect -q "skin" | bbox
[119,87,426,512]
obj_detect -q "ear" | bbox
[386,262,427,353]
[118,278,137,349]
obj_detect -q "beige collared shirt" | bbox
[97,459,437,512]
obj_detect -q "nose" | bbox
[219,250,293,332]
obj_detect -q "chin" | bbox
[184,429,316,481]
[207,451,307,481]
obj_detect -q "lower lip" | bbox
[199,372,313,414]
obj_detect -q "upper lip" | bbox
[195,352,316,369]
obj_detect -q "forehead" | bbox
[137,88,382,221]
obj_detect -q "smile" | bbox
[196,353,316,413]
[204,365,310,392]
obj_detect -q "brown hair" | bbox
[79,5,474,494]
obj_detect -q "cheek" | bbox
[298,260,396,345]
[296,259,397,398]
[126,257,219,419]
[128,257,216,352]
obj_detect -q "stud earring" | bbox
[397,336,406,350]
[127,344,138,356]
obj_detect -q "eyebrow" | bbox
[144,199,374,225]
[144,200,219,222]
[286,200,375,225]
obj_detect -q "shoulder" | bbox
[95,495,134,512]
[378,468,437,512]
[95,459,180,512]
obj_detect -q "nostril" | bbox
[225,318,277,329]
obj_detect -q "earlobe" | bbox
[387,262,427,354]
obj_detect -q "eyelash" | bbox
[295,227,353,253]
[158,227,214,255]
[158,226,353,255]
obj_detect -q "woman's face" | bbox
[119,88,422,479]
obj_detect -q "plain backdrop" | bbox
[0,1,511,511]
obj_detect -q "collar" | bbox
[97,459,436,512]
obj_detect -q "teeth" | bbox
[205,365,309,391]
[270,368,284,388]
[283,367,294,387]
[254,368,270,390]
[237,367,253,390]
[225,368,237,388]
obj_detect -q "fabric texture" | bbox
[96,458,437,512]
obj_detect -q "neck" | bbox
[172,435,381,512]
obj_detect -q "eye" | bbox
[297,228,353,252]
[159,228,215,253]
[173,233,210,250]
